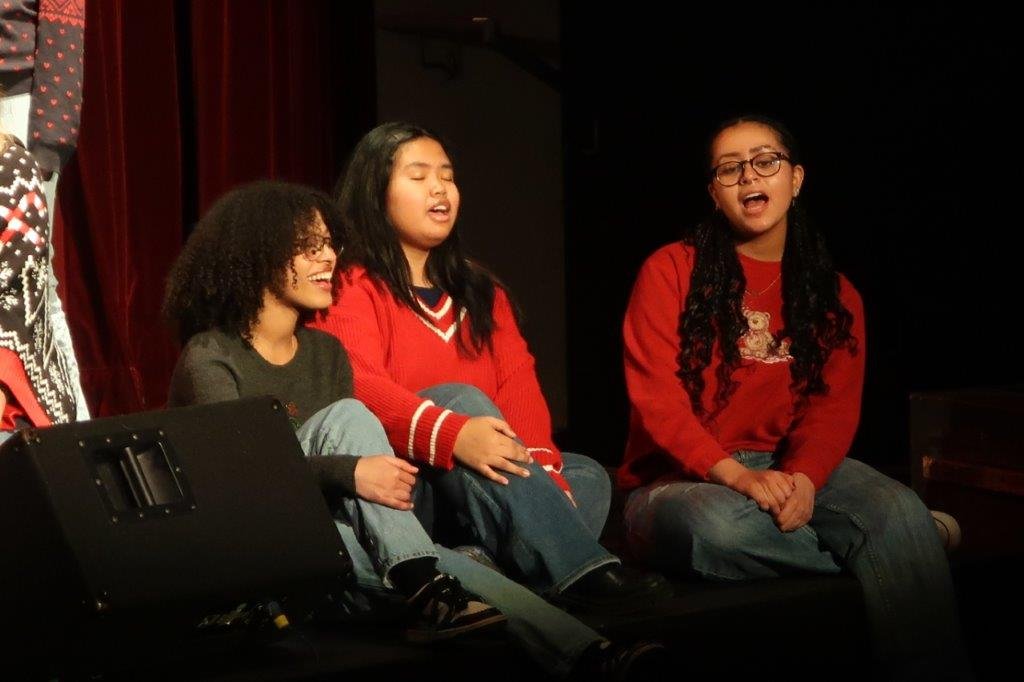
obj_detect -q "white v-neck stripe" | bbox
[416,294,452,320]
[415,307,467,343]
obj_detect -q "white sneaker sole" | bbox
[405,611,507,643]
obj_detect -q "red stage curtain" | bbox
[55,0,374,416]
[191,0,340,212]
[54,0,183,416]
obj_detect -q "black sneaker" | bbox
[404,574,506,642]
[571,640,669,681]
[552,564,673,613]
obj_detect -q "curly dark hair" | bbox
[163,180,343,344]
[334,121,500,356]
[677,115,858,419]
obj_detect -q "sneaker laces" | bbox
[413,574,470,626]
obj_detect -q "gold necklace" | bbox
[743,272,781,300]
[251,332,298,362]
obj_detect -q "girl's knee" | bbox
[421,383,502,418]
[310,398,392,455]
[878,481,933,531]
[562,453,611,492]
[649,486,762,554]
[328,398,381,427]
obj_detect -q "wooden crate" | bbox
[909,388,1024,559]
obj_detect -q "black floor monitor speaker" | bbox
[0,396,352,673]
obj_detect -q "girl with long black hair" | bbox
[314,122,667,610]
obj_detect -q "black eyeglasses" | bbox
[711,152,791,187]
[295,234,335,259]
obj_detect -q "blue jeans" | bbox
[297,398,602,676]
[624,450,969,678]
[413,383,618,594]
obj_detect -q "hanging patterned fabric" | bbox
[0,141,76,425]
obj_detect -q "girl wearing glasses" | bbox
[164,181,507,641]
[620,115,968,677]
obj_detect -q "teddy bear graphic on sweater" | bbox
[739,308,792,364]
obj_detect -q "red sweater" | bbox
[620,242,865,492]
[312,266,569,492]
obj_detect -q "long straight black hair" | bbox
[334,121,498,355]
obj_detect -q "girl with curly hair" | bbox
[620,115,969,678]
[164,180,504,641]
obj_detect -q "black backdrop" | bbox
[561,5,1021,474]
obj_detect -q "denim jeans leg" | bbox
[428,463,617,593]
[417,383,618,593]
[418,383,611,538]
[623,452,840,580]
[297,398,439,589]
[297,400,607,676]
[419,382,505,419]
[411,382,501,544]
[811,458,971,678]
[559,452,611,540]
[436,546,603,677]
